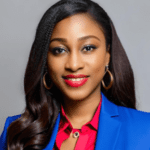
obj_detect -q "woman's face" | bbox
[47,13,110,101]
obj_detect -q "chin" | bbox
[63,89,90,101]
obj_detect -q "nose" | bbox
[65,50,85,72]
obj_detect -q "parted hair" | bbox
[7,0,136,149]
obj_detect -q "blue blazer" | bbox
[1,93,150,150]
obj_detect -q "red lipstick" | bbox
[64,74,88,78]
[63,74,89,87]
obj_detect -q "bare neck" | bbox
[62,91,101,128]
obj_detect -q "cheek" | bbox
[87,51,106,81]
[47,56,63,80]
[89,52,106,71]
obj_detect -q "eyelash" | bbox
[82,45,96,52]
[51,45,97,55]
[51,47,65,54]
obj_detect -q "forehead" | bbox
[51,13,105,41]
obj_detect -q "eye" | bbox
[82,45,96,52]
[51,47,66,55]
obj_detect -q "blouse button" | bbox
[73,131,80,138]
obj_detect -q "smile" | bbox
[67,78,85,81]
[63,77,88,87]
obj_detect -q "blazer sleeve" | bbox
[0,117,11,150]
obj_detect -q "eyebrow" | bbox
[50,35,100,43]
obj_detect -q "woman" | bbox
[0,0,150,149]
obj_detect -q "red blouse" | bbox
[53,97,102,150]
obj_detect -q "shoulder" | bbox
[103,93,150,122]
[102,93,150,122]
[0,114,21,150]
[103,93,150,126]
[3,114,22,129]
[118,105,150,119]
[6,114,22,125]
[2,114,21,132]
[117,105,150,127]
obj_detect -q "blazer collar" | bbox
[95,93,122,150]
[100,92,119,117]
[44,92,121,150]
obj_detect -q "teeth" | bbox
[68,78,85,81]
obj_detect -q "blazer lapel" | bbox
[43,113,61,150]
[95,93,122,150]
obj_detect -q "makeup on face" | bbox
[47,13,110,101]
[62,74,89,88]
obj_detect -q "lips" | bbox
[63,74,89,87]
[63,74,88,79]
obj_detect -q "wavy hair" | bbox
[7,0,136,149]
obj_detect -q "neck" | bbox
[62,89,101,128]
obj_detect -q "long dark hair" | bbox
[7,0,136,149]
